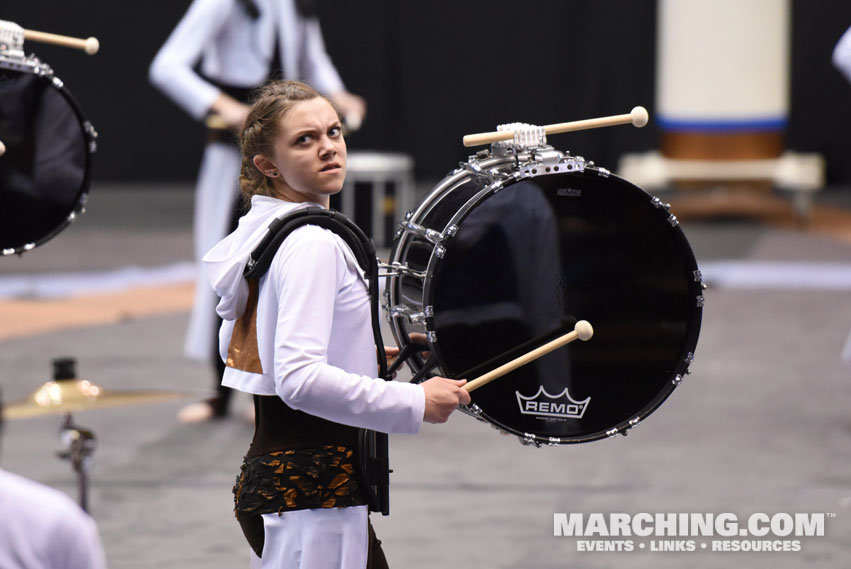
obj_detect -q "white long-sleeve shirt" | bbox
[149,0,345,120]
[204,197,425,435]
[833,25,851,85]
[0,469,107,569]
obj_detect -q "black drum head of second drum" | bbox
[0,65,94,254]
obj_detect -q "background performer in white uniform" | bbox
[203,80,469,568]
[834,25,851,85]
[149,0,365,421]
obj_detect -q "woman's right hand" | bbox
[421,377,471,424]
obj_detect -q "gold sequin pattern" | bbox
[233,446,367,518]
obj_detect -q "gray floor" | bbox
[1,183,850,568]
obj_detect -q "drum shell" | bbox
[389,154,517,339]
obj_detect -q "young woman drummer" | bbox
[149,0,367,422]
[203,80,470,568]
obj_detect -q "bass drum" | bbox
[385,148,703,445]
[0,53,97,255]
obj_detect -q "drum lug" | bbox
[696,294,705,307]
[628,417,641,429]
[426,331,438,343]
[460,405,488,423]
[388,305,429,326]
[400,221,444,245]
[547,437,561,446]
[460,161,496,185]
[83,121,98,153]
[595,167,611,178]
[651,196,671,210]
[489,179,507,194]
[3,242,36,256]
[519,433,541,448]
[32,59,53,78]
[672,374,684,386]
[683,352,695,376]
[398,221,458,248]
[606,428,619,438]
[381,290,391,321]
[652,198,678,227]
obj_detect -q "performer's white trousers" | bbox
[248,505,369,568]
[185,142,242,361]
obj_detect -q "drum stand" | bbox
[57,412,96,513]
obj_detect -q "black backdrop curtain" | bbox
[3,0,851,183]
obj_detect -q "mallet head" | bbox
[631,106,649,128]
[575,320,594,341]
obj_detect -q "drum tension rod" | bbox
[399,221,444,245]
[377,262,425,279]
[460,161,497,185]
[387,305,428,325]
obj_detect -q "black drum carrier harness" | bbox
[244,207,391,515]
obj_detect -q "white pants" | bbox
[249,506,369,569]
[184,142,242,361]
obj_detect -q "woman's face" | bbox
[257,97,347,205]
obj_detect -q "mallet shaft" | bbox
[462,107,648,147]
[463,320,593,393]
[23,29,99,54]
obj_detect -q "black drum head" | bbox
[425,170,702,443]
[0,67,93,253]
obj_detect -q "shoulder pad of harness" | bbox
[243,207,376,280]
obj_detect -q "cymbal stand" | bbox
[57,413,96,512]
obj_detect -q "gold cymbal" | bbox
[4,379,191,420]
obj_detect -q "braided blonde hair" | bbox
[238,80,341,205]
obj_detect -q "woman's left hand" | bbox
[384,345,400,360]
[380,346,400,378]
